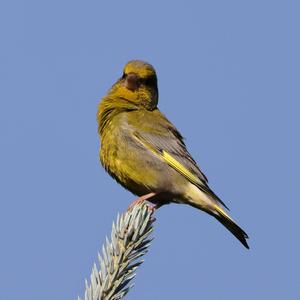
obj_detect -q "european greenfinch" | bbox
[97,60,249,249]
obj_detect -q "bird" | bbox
[97,60,249,249]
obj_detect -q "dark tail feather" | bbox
[214,212,249,249]
[188,195,249,249]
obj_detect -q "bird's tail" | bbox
[212,204,249,249]
[185,183,249,248]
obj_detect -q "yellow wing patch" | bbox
[133,131,230,210]
[161,150,202,187]
[133,132,202,187]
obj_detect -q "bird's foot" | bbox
[145,202,157,213]
[128,192,157,211]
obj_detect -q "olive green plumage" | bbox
[97,60,249,249]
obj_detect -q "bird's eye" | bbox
[122,73,127,79]
[141,76,156,86]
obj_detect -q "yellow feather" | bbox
[161,151,202,186]
[213,203,231,219]
[133,133,203,188]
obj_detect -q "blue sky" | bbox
[1,1,299,299]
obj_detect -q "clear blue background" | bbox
[1,1,299,299]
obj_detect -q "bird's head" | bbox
[108,60,158,110]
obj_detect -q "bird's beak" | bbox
[124,72,139,91]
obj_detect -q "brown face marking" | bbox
[124,72,140,91]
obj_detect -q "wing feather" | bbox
[131,110,229,210]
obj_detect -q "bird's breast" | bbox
[99,114,154,195]
[99,111,190,199]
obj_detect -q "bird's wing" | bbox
[131,110,229,209]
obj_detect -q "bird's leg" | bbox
[128,192,157,211]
